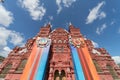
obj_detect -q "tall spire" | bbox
[69,22,74,29]
[46,22,51,28]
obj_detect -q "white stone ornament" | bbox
[36,37,50,48]
[69,38,84,48]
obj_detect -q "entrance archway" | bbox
[54,70,66,80]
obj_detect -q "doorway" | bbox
[54,70,66,80]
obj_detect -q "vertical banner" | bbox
[34,39,51,80]
[20,37,51,80]
[70,45,85,80]
[20,42,38,80]
[70,37,100,80]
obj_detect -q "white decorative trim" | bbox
[69,37,84,48]
[36,37,51,48]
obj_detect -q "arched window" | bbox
[56,46,59,52]
[61,70,66,80]
[54,70,59,80]
[0,64,12,78]
[58,40,62,43]
[56,46,64,52]
[54,70,66,80]
[15,59,27,73]
[106,65,118,79]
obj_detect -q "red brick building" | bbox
[0,24,120,80]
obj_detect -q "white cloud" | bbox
[91,40,99,48]
[112,56,120,64]
[96,24,107,35]
[98,12,106,20]
[56,0,62,14]
[48,16,53,21]
[10,31,24,46]
[86,1,106,24]
[0,27,24,57]
[0,4,13,27]
[0,46,12,57]
[0,27,11,47]
[63,0,76,7]
[3,47,11,52]
[56,0,76,14]
[19,0,46,20]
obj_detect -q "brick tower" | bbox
[47,28,75,80]
[0,24,120,80]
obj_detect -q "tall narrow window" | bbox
[0,64,12,78]
[61,46,64,52]
[54,70,59,80]
[61,70,66,80]
[106,65,118,79]
[56,46,59,52]
[15,59,27,73]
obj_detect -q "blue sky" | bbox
[0,0,120,63]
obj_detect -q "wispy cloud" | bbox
[0,27,25,57]
[86,1,106,24]
[0,5,13,27]
[91,40,99,48]
[110,21,115,25]
[10,31,25,46]
[56,0,76,14]
[96,24,107,35]
[98,12,106,20]
[0,46,11,58]
[48,16,53,21]
[19,0,46,20]
[112,56,120,64]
